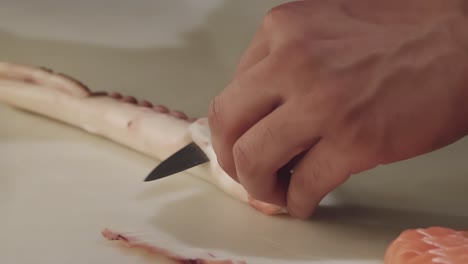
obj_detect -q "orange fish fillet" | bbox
[384,227,468,264]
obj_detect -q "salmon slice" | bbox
[384,226,468,264]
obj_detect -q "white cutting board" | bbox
[1,1,468,263]
[2,94,468,264]
[0,103,387,264]
[0,101,390,264]
[2,90,468,264]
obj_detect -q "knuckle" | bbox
[258,125,275,151]
[279,39,312,67]
[262,1,312,39]
[207,95,223,132]
[208,95,238,178]
[263,6,285,30]
[307,163,323,186]
[262,2,297,31]
[233,125,273,177]
[232,140,255,176]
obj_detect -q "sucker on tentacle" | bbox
[0,62,91,97]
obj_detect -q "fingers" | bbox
[286,142,351,219]
[232,101,322,206]
[209,19,272,181]
[208,58,283,181]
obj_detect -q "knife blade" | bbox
[144,142,209,182]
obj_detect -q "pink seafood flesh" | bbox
[101,228,246,264]
[384,227,468,264]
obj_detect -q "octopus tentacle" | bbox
[0,60,264,264]
[101,228,247,264]
[0,61,194,161]
[0,62,91,97]
[0,61,285,215]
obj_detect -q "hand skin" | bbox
[208,0,468,219]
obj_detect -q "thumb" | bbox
[286,141,350,219]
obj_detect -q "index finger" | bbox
[208,56,283,181]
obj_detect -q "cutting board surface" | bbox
[1,1,468,263]
[2,103,468,264]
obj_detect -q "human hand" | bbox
[208,0,468,218]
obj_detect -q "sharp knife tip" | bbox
[143,173,156,182]
[142,142,210,183]
[143,174,158,182]
[143,169,170,182]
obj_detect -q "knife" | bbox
[144,142,210,182]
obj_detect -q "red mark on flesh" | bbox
[139,100,153,107]
[170,110,188,120]
[110,92,122,99]
[153,105,169,113]
[122,96,137,104]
